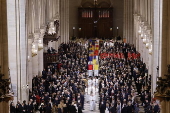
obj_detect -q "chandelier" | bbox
[38,39,43,51]
[32,44,37,57]
[149,44,152,54]
[94,0,97,5]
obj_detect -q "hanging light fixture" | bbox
[138,26,141,35]
[143,34,147,44]
[145,40,149,48]
[149,43,152,55]
[146,30,151,48]
[94,0,97,5]
[38,39,43,51]
[32,44,37,57]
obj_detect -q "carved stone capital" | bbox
[28,39,33,45]
[34,33,40,40]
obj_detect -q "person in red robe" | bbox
[128,52,132,59]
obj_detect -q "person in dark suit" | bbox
[10,102,16,113]
[100,100,106,113]
[127,101,133,113]
[45,103,52,113]
[80,92,85,110]
[69,102,77,113]
[47,47,51,54]
[16,101,23,113]
[78,103,82,113]
[39,104,46,113]
[109,103,115,113]
[121,104,128,113]
[27,101,33,113]
[42,69,47,79]
[153,102,160,113]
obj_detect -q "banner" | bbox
[88,64,93,70]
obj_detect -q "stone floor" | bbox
[83,92,100,113]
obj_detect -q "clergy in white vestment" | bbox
[93,77,99,87]
[89,92,96,111]
[88,78,93,87]
[88,85,96,95]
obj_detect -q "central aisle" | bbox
[84,87,100,113]
[84,39,100,113]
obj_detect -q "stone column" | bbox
[38,29,45,76]
[7,0,19,104]
[60,0,69,43]
[31,0,35,33]
[123,0,133,44]
[19,0,27,102]
[27,38,33,91]
[32,33,39,76]
[152,0,162,95]
[7,0,28,103]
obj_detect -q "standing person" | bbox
[105,103,110,113]
[22,100,27,113]
[80,92,85,110]
[58,101,64,113]
[89,92,96,111]
[134,102,139,113]
[153,102,160,113]
[69,102,77,113]
[78,103,82,113]
[109,103,115,113]
[45,103,52,113]
[16,101,23,113]
[52,104,58,113]
[42,69,47,79]
[116,100,121,113]
[100,99,106,113]
[10,102,16,113]
[27,101,33,113]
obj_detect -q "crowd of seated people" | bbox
[98,41,160,113]
[10,41,88,113]
[9,40,160,113]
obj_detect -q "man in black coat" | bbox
[78,103,82,113]
[10,102,16,113]
[42,69,47,79]
[80,92,85,110]
[27,101,33,113]
[16,101,23,113]
[45,103,52,113]
[100,100,106,113]
[109,103,115,113]
[153,102,160,113]
[69,102,77,113]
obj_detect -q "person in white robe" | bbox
[88,78,93,87]
[92,77,99,87]
[88,85,96,95]
[89,92,96,111]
